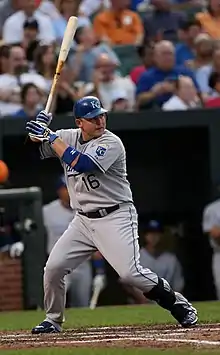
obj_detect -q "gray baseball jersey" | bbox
[40,128,133,212]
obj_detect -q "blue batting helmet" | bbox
[73,96,108,119]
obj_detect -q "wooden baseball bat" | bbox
[44,16,78,114]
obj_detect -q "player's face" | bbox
[77,114,106,139]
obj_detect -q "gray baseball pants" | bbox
[44,203,159,324]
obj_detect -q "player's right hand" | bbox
[36,110,52,127]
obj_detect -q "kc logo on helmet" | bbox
[91,100,101,109]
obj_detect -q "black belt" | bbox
[79,204,119,219]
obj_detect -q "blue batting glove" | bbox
[26,121,58,144]
[36,110,52,127]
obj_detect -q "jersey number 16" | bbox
[82,174,100,191]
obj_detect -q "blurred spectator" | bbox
[3,0,55,45]
[54,67,85,115]
[175,19,202,66]
[136,40,199,110]
[202,197,220,299]
[13,83,42,119]
[53,0,91,43]
[140,220,184,292]
[79,0,111,17]
[162,75,201,110]
[110,88,130,111]
[0,0,22,36]
[196,0,220,39]
[185,33,214,71]
[22,19,40,68]
[205,71,220,107]
[0,45,10,75]
[34,44,56,92]
[130,41,154,84]
[93,0,144,45]
[43,175,93,308]
[143,0,186,43]
[93,53,135,111]
[0,45,47,116]
[69,26,120,83]
[196,46,220,95]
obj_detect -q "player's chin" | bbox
[94,127,105,136]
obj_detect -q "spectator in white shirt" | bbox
[0,45,47,116]
[79,0,110,17]
[53,0,91,43]
[3,0,55,45]
[93,53,135,111]
[162,76,200,111]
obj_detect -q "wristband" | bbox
[48,132,58,144]
[61,146,79,165]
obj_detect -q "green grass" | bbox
[0,301,220,331]
[1,302,220,354]
[3,349,220,355]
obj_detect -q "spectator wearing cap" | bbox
[162,75,201,110]
[93,53,135,111]
[139,220,184,292]
[13,83,42,119]
[43,175,93,308]
[185,33,214,72]
[69,26,120,84]
[2,0,55,45]
[143,0,186,43]
[22,19,40,68]
[0,46,47,116]
[175,19,202,66]
[111,88,130,111]
[130,41,154,85]
[136,40,199,110]
[93,0,144,45]
[196,0,220,40]
[196,45,220,95]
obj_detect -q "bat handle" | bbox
[45,93,53,114]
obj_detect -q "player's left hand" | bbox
[26,120,58,143]
[92,274,106,292]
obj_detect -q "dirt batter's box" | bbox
[0,187,45,309]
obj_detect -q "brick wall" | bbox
[0,253,23,311]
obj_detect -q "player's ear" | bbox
[75,118,82,128]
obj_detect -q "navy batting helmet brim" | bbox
[79,107,108,119]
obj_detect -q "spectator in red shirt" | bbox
[130,41,154,85]
[205,71,220,107]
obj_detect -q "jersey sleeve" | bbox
[39,128,79,159]
[84,135,122,173]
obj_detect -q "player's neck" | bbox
[80,132,94,144]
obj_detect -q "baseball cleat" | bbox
[171,292,198,328]
[31,321,60,334]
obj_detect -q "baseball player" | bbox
[26,95,198,334]
[202,198,220,299]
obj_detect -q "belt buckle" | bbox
[98,208,108,217]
